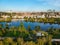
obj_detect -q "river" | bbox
[0,19,60,31]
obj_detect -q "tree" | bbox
[27,25,32,34]
[0,41,4,45]
[5,24,9,31]
[3,37,13,45]
[47,35,52,45]
[0,30,3,36]
[24,16,28,22]
[11,42,17,45]
[37,38,44,45]
[28,25,31,32]
[25,41,36,45]
[42,37,47,45]
[17,38,24,45]
[18,22,26,32]
[35,26,41,32]
[0,24,3,30]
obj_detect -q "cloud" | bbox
[47,0,60,7]
[36,0,60,7]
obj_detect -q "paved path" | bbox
[0,37,60,42]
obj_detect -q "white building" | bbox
[36,32,45,37]
[37,14,45,18]
[1,15,10,18]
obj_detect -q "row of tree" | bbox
[0,22,59,45]
[24,17,60,23]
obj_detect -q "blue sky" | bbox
[0,0,60,12]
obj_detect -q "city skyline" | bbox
[0,0,60,12]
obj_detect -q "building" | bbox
[1,15,10,18]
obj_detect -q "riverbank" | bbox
[0,18,11,22]
[0,18,60,23]
[0,22,60,45]
[24,17,60,23]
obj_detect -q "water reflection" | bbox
[0,21,60,31]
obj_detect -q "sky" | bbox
[0,0,60,12]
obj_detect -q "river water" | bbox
[0,19,60,31]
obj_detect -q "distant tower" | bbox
[9,10,11,12]
[10,10,12,16]
[47,9,52,12]
[47,9,55,12]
